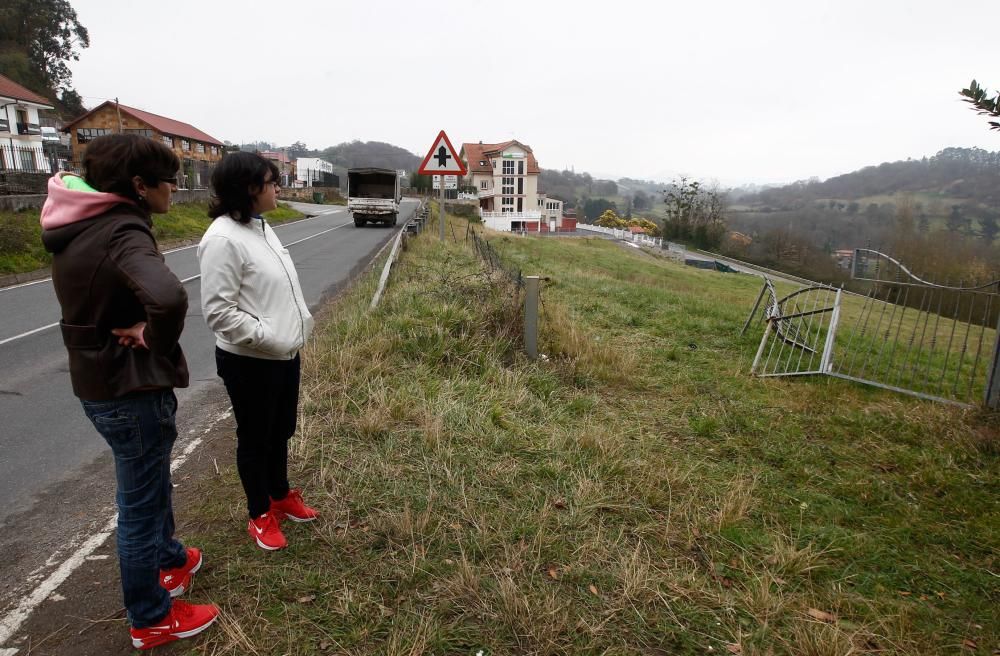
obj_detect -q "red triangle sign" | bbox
[418,130,467,176]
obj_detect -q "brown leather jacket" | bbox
[42,204,189,400]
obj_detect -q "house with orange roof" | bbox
[0,73,55,173]
[460,140,574,233]
[61,101,224,188]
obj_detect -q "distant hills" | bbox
[721,147,1000,284]
[731,147,1000,211]
[316,141,420,173]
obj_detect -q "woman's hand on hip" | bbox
[111,321,148,349]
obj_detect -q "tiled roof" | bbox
[260,150,291,164]
[0,74,53,107]
[62,101,224,146]
[461,140,539,175]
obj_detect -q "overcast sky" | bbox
[68,0,999,186]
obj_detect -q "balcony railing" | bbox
[481,210,543,221]
[15,123,41,136]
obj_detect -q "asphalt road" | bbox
[0,199,417,527]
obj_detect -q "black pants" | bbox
[216,347,300,518]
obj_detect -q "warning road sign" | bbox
[418,130,467,176]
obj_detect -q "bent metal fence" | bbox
[743,249,1000,407]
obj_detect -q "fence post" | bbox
[985,312,1000,408]
[524,276,539,359]
[819,288,843,373]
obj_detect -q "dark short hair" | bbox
[208,151,279,224]
[83,134,180,203]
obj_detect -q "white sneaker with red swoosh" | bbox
[130,599,219,650]
[248,511,287,550]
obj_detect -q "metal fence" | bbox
[744,249,1000,407]
[470,229,524,289]
[180,159,216,190]
[0,144,56,195]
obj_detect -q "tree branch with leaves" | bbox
[959,79,1000,131]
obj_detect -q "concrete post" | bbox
[524,276,539,359]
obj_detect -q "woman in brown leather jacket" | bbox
[40,134,218,650]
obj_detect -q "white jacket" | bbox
[198,215,314,360]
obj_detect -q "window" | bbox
[480,180,489,189]
[77,127,110,143]
[517,178,523,194]
[517,198,523,212]
[181,139,190,151]
[502,160,514,175]
[18,148,35,171]
[502,177,514,195]
[125,129,154,138]
[161,135,174,147]
[501,196,514,213]
[517,160,524,174]
[211,146,219,156]
[195,142,205,154]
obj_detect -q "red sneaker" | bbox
[270,488,319,523]
[248,511,287,550]
[130,599,219,650]
[160,547,203,598]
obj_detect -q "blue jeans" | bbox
[81,389,188,628]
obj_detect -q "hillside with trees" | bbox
[0,0,89,116]
[241,140,421,188]
[722,147,1000,285]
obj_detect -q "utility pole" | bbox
[114,97,123,133]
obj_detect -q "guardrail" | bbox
[369,199,428,310]
[576,223,688,252]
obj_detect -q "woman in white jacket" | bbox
[198,152,317,551]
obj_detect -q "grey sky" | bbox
[69,0,1000,186]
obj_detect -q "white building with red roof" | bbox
[460,140,573,233]
[0,73,55,173]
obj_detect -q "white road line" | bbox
[0,211,337,295]
[0,410,232,653]
[0,221,353,346]
[0,278,51,292]
[0,322,59,347]
[283,220,351,247]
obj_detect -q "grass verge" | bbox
[0,201,305,275]
[181,207,998,655]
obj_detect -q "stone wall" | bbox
[0,188,211,212]
[0,194,46,212]
[279,187,345,204]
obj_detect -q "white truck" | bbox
[348,168,401,227]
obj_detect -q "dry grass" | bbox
[180,209,998,655]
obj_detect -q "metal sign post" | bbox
[439,175,446,242]
[417,130,467,244]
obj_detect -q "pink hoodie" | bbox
[39,172,136,230]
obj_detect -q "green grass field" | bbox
[0,201,305,275]
[175,206,997,655]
